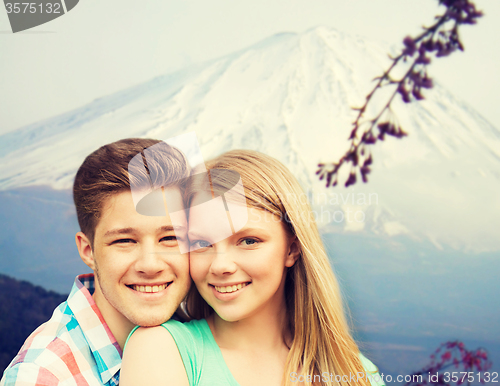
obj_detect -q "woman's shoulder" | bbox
[121,325,189,386]
[125,324,172,348]
[161,318,209,340]
[163,318,208,329]
[359,353,386,386]
[358,352,378,372]
[124,319,208,358]
[161,319,213,355]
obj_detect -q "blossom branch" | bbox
[404,341,492,386]
[316,0,483,188]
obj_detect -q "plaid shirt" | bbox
[0,274,122,386]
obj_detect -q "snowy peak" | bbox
[0,26,499,251]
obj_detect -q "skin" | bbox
[190,206,300,385]
[76,188,190,349]
[188,206,297,324]
[120,204,300,386]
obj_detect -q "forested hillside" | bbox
[0,274,67,374]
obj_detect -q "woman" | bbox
[121,150,383,386]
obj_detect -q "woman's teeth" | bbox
[132,283,168,293]
[214,283,248,293]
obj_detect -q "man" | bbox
[1,138,191,385]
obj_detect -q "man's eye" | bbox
[111,238,135,245]
[161,236,178,243]
[191,240,212,250]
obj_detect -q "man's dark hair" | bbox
[73,138,189,246]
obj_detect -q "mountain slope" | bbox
[0,26,499,251]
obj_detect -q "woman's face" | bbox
[188,202,298,323]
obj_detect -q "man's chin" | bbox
[131,314,173,327]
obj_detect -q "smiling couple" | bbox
[1,138,384,386]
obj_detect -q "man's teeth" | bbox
[214,283,248,293]
[132,283,169,293]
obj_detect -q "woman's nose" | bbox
[209,248,237,276]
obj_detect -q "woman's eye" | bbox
[161,236,178,242]
[240,238,259,246]
[191,240,212,250]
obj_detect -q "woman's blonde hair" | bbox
[186,149,371,386]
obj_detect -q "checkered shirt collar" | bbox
[67,274,122,384]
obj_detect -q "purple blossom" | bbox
[403,36,417,56]
[403,340,492,386]
[421,76,433,89]
[317,0,482,188]
[345,172,356,187]
[398,84,411,103]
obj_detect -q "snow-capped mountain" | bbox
[1,26,499,251]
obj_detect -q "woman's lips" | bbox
[213,282,249,293]
[209,281,251,300]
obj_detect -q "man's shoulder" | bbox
[1,301,89,384]
[5,301,83,361]
[0,362,60,386]
[29,303,88,348]
[1,275,120,386]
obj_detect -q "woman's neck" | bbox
[207,295,292,386]
[208,297,291,352]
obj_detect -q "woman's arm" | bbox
[120,326,189,386]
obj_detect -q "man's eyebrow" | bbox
[104,225,186,238]
[103,227,137,238]
[158,225,186,233]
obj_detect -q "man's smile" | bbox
[126,282,172,293]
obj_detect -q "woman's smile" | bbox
[189,206,298,322]
[212,282,250,294]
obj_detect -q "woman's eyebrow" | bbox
[187,229,206,239]
[234,226,266,234]
[188,226,266,240]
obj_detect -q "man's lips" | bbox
[126,282,172,293]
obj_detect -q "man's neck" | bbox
[92,292,135,350]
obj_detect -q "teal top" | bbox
[126,319,385,386]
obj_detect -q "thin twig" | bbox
[317,0,482,188]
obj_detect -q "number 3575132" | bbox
[5,3,62,14]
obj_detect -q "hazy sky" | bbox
[0,0,498,135]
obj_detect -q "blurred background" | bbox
[1,0,499,380]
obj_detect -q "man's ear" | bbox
[285,236,301,268]
[76,232,95,270]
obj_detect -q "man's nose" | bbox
[209,247,237,276]
[135,244,166,275]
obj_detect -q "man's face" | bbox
[80,188,190,332]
